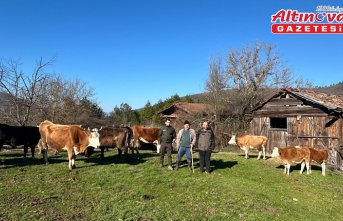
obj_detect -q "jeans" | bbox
[160,143,173,166]
[177,146,191,162]
[199,149,212,172]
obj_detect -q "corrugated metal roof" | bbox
[284,88,343,112]
[252,88,343,115]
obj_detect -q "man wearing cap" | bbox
[195,121,215,173]
[175,120,196,171]
[158,118,176,170]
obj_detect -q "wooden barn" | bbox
[250,88,343,169]
[158,102,214,130]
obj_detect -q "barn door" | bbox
[267,129,288,153]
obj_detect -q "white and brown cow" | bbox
[229,135,267,160]
[307,147,329,176]
[271,146,311,175]
[38,120,100,170]
[131,125,160,154]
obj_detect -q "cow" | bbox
[38,120,100,170]
[271,146,311,175]
[0,123,40,158]
[97,127,132,159]
[307,147,329,176]
[131,125,160,154]
[228,134,267,160]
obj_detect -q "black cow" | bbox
[0,123,40,158]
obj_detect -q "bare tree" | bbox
[0,57,54,125]
[225,42,311,120]
[204,56,229,119]
[39,76,95,124]
[204,41,313,136]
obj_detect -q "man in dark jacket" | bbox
[195,121,215,173]
[159,118,176,170]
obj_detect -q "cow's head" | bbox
[88,129,100,149]
[228,135,236,145]
[74,129,100,155]
[271,147,280,157]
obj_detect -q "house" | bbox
[158,102,214,129]
[250,88,343,169]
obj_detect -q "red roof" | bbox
[158,102,213,114]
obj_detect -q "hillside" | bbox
[313,82,343,96]
[187,82,343,103]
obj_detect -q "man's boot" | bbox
[175,161,180,170]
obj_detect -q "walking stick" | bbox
[191,145,194,173]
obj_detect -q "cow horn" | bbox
[99,126,103,131]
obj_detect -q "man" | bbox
[158,118,176,170]
[175,120,196,171]
[195,121,215,173]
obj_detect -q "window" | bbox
[270,117,287,129]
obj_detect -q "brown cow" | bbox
[38,120,100,170]
[271,146,311,175]
[98,127,132,158]
[307,147,329,176]
[229,135,267,160]
[131,125,160,154]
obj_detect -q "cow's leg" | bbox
[67,149,74,170]
[300,162,305,174]
[262,146,266,160]
[30,146,35,159]
[156,144,161,154]
[41,148,49,165]
[134,140,140,155]
[118,148,123,156]
[42,149,49,164]
[306,161,310,175]
[244,148,249,159]
[100,146,105,159]
[39,140,49,164]
[321,162,326,176]
[135,147,140,155]
[23,144,28,159]
[71,155,76,169]
[257,150,262,160]
[284,164,287,174]
[123,145,129,156]
[286,164,291,175]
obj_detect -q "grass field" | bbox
[1,148,343,221]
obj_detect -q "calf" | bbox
[229,135,267,160]
[307,147,328,176]
[0,123,40,158]
[271,146,311,175]
[38,120,100,170]
[132,125,160,154]
[97,127,132,159]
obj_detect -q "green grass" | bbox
[1,149,343,221]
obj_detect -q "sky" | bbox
[0,0,342,112]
